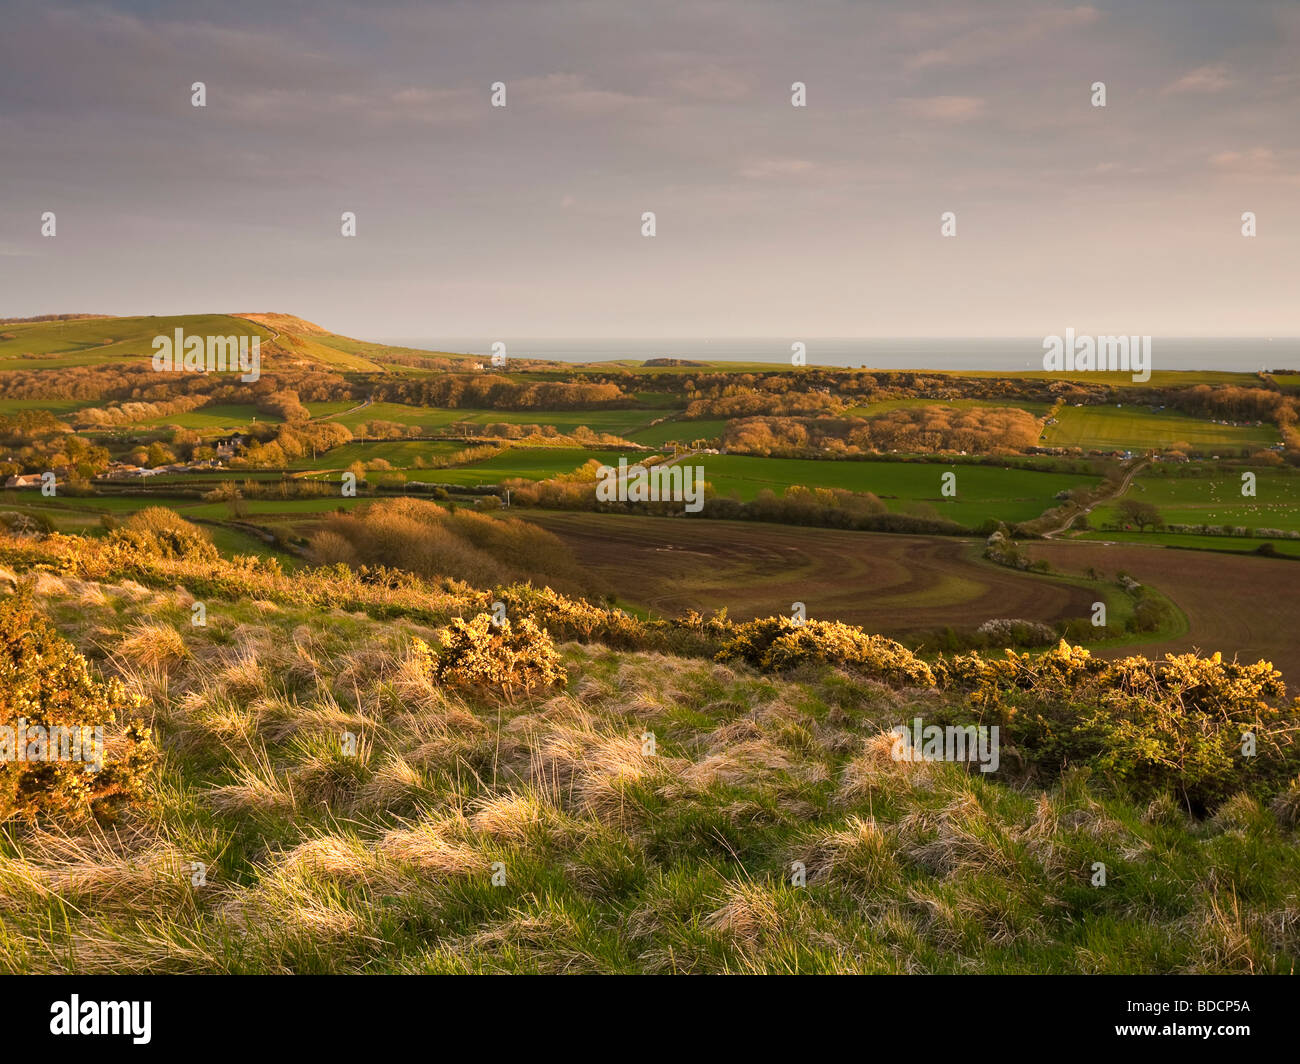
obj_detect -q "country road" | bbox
[1042,457,1148,539]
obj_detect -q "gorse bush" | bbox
[3,528,1298,811]
[105,507,218,563]
[0,592,155,822]
[714,617,936,686]
[935,641,1299,810]
[414,613,567,699]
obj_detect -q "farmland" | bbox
[3,311,1299,984]
[1025,538,1300,681]
[525,511,1300,682]
[1041,404,1279,453]
[1088,467,1300,533]
[629,417,727,446]
[0,314,269,368]
[847,398,1052,417]
[519,511,1101,635]
[699,455,1099,527]
[2,311,1296,672]
[424,448,635,485]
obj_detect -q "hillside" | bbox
[0,313,481,375]
[1,518,1297,974]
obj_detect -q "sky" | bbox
[1,0,1297,340]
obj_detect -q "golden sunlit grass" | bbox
[1,536,1298,975]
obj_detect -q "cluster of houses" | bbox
[100,459,223,481]
[4,433,250,488]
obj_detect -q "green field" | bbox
[629,418,727,446]
[304,400,362,419]
[0,398,93,418]
[0,315,269,369]
[451,408,658,435]
[299,444,647,484]
[1042,405,1279,452]
[1091,468,1300,533]
[327,402,656,437]
[183,497,369,520]
[940,368,1257,388]
[427,447,636,486]
[3,490,369,534]
[847,398,1052,417]
[134,403,282,430]
[292,439,474,471]
[697,455,1100,527]
[1076,529,1300,558]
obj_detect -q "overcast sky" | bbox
[1,0,1297,339]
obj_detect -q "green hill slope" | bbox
[0,313,479,375]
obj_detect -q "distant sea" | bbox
[377,337,1300,373]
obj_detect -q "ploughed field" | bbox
[520,512,1096,635]
[1025,539,1300,681]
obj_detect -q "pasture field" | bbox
[182,497,367,520]
[1,492,203,536]
[1075,530,1300,559]
[629,418,727,445]
[329,402,467,431]
[304,400,361,419]
[199,522,299,561]
[428,447,635,486]
[450,408,659,435]
[3,490,369,541]
[0,398,91,418]
[135,403,282,430]
[0,314,268,369]
[1042,405,1279,452]
[939,368,1256,388]
[698,455,1099,527]
[291,439,475,471]
[846,398,1052,417]
[1090,467,1300,532]
[310,333,480,371]
[325,403,655,437]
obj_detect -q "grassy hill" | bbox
[0,313,481,377]
[0,521,1297,974]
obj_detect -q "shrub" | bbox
[934,641,1299,811]
[106,508,217,563]
[714,617,935,686]
[1129,595,1172,632]
[414,613,567,698]
[0,592,156,822]
[975,618,1057,647]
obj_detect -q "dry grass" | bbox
[1,568,1297,975]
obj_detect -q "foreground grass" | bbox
[1,571,1296,974]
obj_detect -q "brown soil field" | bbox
[520,511,1096,636]
[1024,539,1300,682]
